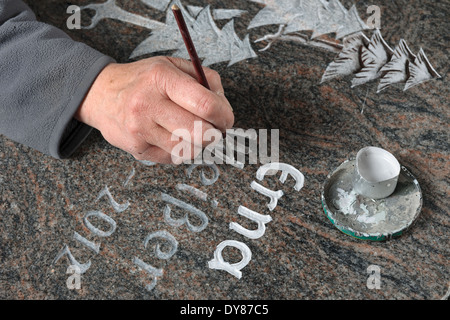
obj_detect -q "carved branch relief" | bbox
[78,0,440,92]
[321,29,441,91]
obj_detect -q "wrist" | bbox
[74,62,117,128]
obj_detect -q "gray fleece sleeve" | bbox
[0,0,115,159]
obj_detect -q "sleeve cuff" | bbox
[49,55,115,159]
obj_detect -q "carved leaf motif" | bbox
[212,8,247,20]
[172,6,221,60]
[80,0,165,30]
[228,34,257,66]
[247,6,290,30]
[129,1,192,59]
[312,0,348,39]
[140,0,171,11]
[321,32,369,83]
[351,29,393,87]
[377,39,416,93]
[322,29,440,92]
[187,6,247,20]
[248,0,368,39]
[202,19,238,66]
[335,5,369,39]
[130,0,256,66]
[283,0,323,34]
[404,48,441,91]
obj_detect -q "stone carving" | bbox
[377,39,416,92]
[351,29,394,88]
[248,0,369,52]
[141,0,247,20]
[130,0,257,66]
[79,0,256,66]
[321,29,441,92]
[186,5,247,20]
[404,48,441,91]
[80,0,164,29]
[78,0,440,91]
[140,0,171,11]
[321,32,369,83]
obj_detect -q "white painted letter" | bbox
[187,163,220,186]
[230,206,272,239]
[73,231,100,254]
[208,240,252,279]
[250,181,284,211]
[161,193,208,232]
[256,162,305,192]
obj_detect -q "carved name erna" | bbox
[208,162,305,279]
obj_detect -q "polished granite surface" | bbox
[0,0,448,299]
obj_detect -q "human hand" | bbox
[75,56,234,164]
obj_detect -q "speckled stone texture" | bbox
[0,0,448,300]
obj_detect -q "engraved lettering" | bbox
[144,230,178,260]
[73,231,100,254]
[96,185,130,213]
[229,206,272,239]
[256,162,305,192]
[83,210,117,237]
[250,181,284,211]
[53,245,91,274]
[133,257,163,291]
[208,240,252,279]
[161,193,208,232]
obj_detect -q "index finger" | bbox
[166,57,224,93]
[158,59,235,131]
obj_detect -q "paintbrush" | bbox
[172,4,210,90]
[172,3,231,145]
